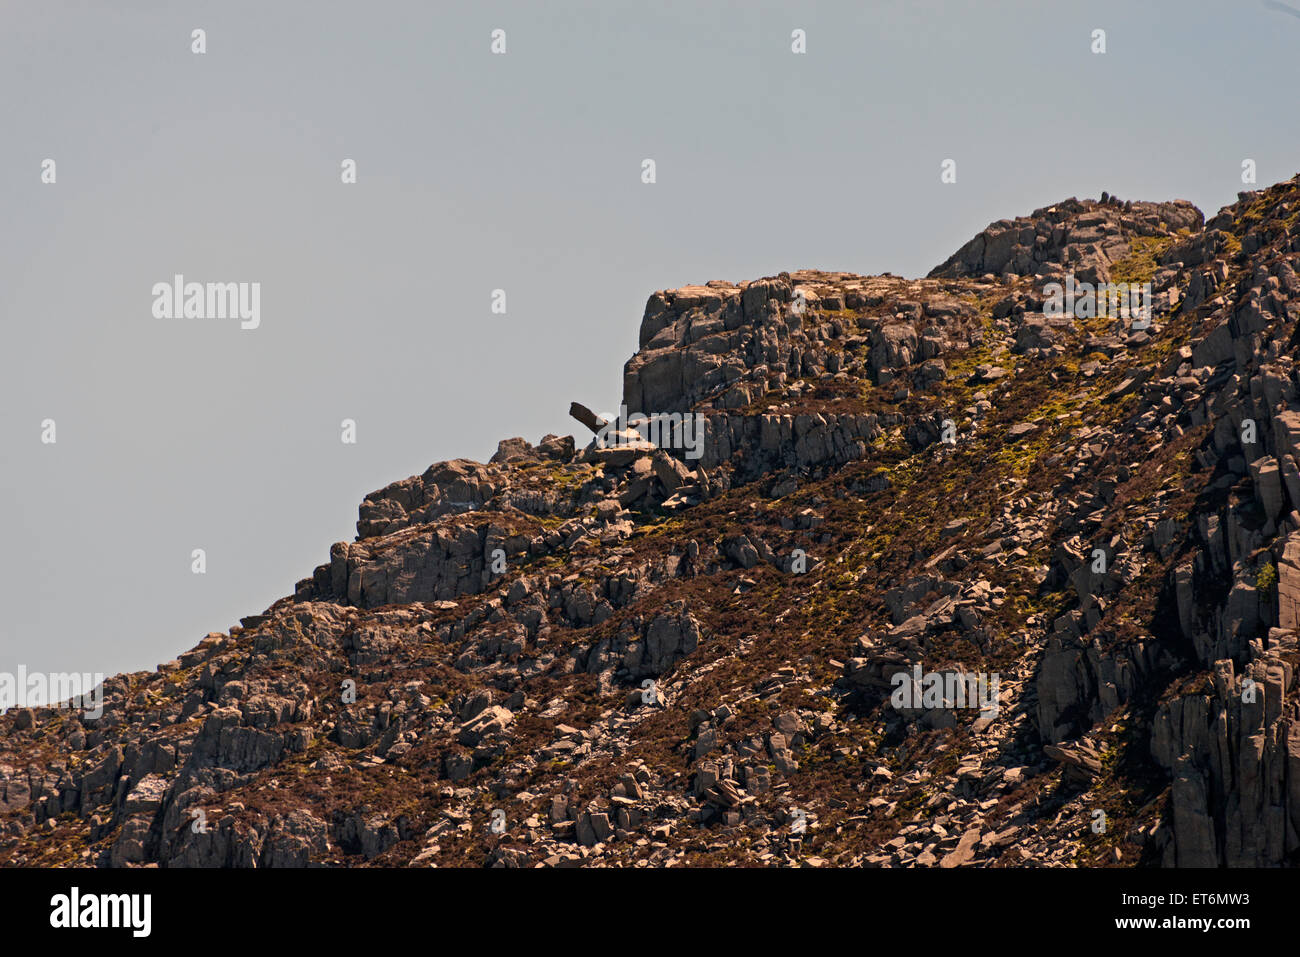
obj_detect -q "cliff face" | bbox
[4,176,1300,868]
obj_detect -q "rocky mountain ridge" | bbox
[5,175,1300,867]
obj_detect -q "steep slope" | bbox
[4,176,1300,867]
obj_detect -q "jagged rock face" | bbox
[622,271,982,416]
[6,176,1300,868]
[928,196,1204,283]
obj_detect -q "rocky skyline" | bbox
[5,173,1300,868]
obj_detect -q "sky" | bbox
[2,0,1298,688]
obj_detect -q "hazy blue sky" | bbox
[3,0,1298,684]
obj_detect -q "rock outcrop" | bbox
[6,176,1300,868]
